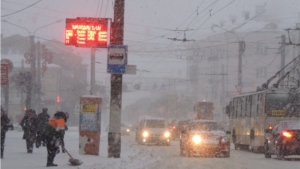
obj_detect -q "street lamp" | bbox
[2,19,62,111]
[213,24,244,96]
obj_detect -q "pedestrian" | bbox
[44,111,67,167]
[36,107,50,148]
[20,109,38,153]
[1,107,10,159]
[58,112,69,153]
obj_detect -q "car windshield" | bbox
[189,122,223,131]
[146,120,165,128]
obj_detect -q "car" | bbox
[180,120,231,157]
[136,118,171,146]
[105,123,131,136]
[121,123,131,136]
[264,120,300,159]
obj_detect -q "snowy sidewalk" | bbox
[1,128,160,169]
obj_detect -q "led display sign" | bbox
[65,17,109,48]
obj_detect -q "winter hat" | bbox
[54,111,67,122]
[42,107,48,113]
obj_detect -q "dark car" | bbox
[264,120,300,159]
[180,120,231,158]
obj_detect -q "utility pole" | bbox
[108,0,125,158]
[29,35,36,109]
[221,64,225,121]
[90,48,96,95]
[21,60,24,111]
[37,41,42,112]
[280,35,286,87]
[237,41,245,94]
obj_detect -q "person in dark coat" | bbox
[20,109,38,153]
[1,107,10,159]
[58,112,69,153]
[44,111,67,167]
[36,107,50,148]
[20,110,30,140]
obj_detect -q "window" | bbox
[256,42,268,55]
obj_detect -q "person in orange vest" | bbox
[58,112,69,153]
[44,111,67,167]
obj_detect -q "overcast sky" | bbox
[1,0,300,84]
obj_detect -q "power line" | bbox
[188,0,236,38]
[104,0,110,17]
[95,0,102,16]
[1,0,42,17]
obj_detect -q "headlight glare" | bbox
[164,131,170,137]
[143,131,149,137]
[221,136,229,143]
[126,129,130,132]
[192,135,202,144]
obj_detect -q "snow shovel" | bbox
[63,148,82,166]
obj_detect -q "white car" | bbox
[136,118,171,146]
[180,120,231,157]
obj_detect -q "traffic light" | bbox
[56,96,61,103]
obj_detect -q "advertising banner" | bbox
[79,96,102,156]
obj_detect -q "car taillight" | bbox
[172,126,176,130]
[282,131,292,138]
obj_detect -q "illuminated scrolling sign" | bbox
[65,17,109,48]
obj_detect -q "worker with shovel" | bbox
[44,111,67,167]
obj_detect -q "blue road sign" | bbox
[107,45,128,74]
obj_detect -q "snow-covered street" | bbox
[1,127,299,169]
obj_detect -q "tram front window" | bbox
[266,93,291,116]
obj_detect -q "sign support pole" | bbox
[108,0,125,158]
[90,48,96,95]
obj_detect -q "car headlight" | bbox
[221,136,229,143]
[164,131,170,137]
[192,135,202,144]
[126,129,130,132]
[143,131,149,137]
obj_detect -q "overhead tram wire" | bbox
[188,0,236,38]
[166,0,219,43]
[126,1,233,84]
[104,0,110,17]
[184,0,219,30]
[1,0,42,17]
[98,0,104,16]
[138,1,221,71]
[95,0,102,16]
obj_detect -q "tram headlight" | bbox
[192,135,202,144]
[143,131,149,137]
[164,131,170,138]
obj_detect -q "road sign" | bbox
[74,104,80,114]
[1,64,9,86]
[125,65,136,75]
[107,45,127,74]
[1,59,13,73]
